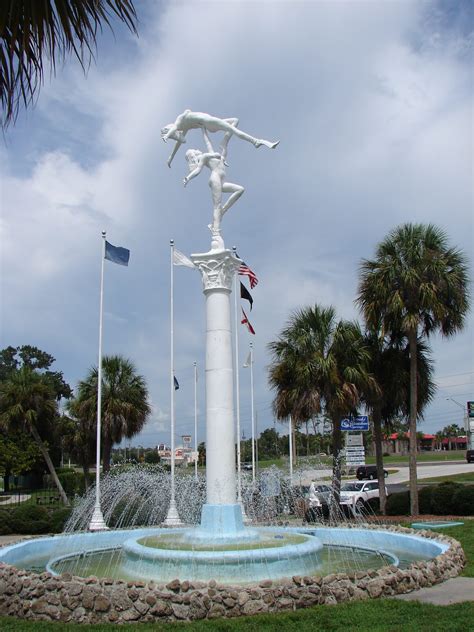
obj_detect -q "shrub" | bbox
[386,491,410,515]
[430,482,464,516]
[418,486,435,514]
[9,505,50,534]
[0,509,12,535]
[48,506,72,533]
[452,485,474,516]
[366,497,381,513]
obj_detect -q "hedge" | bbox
[0,505,72,535]
[386,482,474,516]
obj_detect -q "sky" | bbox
[1,0,473,448]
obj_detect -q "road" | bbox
[298,461,473,489]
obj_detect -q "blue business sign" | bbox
[340,416,369,431]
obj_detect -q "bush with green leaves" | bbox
[430,482,464,516]
[452,485,474,516]
[54,469,86,497]
[386,483,474,516]
[386,490,410,515]
[9,505,50,534]
[0,504,72,535]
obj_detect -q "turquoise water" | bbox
[43,544,405,581]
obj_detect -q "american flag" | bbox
[241,308,255,335]
[236,255,258,288]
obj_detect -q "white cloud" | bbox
[1,0,472,444]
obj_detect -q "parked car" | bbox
[241,462,253,471]
[356,465,388,480]
[466,450,474,463]
[339,480,387,512]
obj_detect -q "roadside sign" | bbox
[468,401,474,419]
[340,416,369,431]
[346,433,363,447]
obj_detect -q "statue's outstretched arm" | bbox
[167,139,184,168]
[202,129,214,153]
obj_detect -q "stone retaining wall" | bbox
[0,525,466,623]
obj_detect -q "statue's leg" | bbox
[209,175,223,229]
[221,183,244,216]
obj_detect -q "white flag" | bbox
[243,352,251,368]
[173,248,195,268]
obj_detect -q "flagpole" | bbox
[194,361,198,480]
[164,239,182,526]
[89,231,108,531]
[232,248,244,503]
[289,415,293,486]
[250,341,256,485]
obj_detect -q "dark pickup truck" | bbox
[467,450,474,463]
[356,465,388,480]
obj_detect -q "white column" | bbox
[192,250,239,506]
[194,361,198,480]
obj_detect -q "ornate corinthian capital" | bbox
[191,250,240,292]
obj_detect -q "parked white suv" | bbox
[339,480,387,512]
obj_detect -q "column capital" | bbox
[191,249,240,292]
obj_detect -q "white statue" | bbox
[183,130,244,235]
[162,110,279,167]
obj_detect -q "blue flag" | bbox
[105,241,130,266]
[174,376,179,391]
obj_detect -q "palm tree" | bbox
[357,223,470,515]
[362,332,435,513]
[269,305,378,517]
[1,0,137,126]
[71,355,150,473]
[0,365,69,505]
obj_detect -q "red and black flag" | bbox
[241,308,255,335]
[240,281,253,311]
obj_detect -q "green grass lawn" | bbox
[1,519,472,631]
[366,451,467,464]
[1,600,473,632]
[418,472,474,484]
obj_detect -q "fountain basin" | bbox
[118,528,323,582]
[1,525,449,585]
[0,524,465,625]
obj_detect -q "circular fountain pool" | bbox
[1,525,445,585]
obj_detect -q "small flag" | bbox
[173,248,195,268]
[235,252,258,288]
[174,376,179,390]
[240,282,253,311]
[105,241,130,266]
[241,308,255,335]
[243,352,252,368]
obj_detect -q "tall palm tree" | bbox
[0,365,69,505]
[357,223,470,515]
[362,332,435,513]
[269,305,378,517]
[1,0,137,126]
[71,355,150,473]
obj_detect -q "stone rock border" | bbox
[0,524,466,623]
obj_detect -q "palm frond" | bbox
[1,0,137,126]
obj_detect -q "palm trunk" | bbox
[372,405,387,515]
[408,328,419,516]
[82,461,90,491]
[330,415,343,521]
[102,435,112,474]
[29,424,70,506]
[3,471,11,493]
